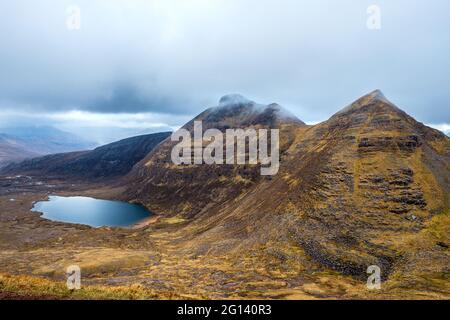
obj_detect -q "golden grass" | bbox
[160,215,188,225]
[0,273,183,300]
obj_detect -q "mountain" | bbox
[1,132,171,179]
[0,126,96,155]
[123,90,449,288]
[0,126,97,168]
[123,94,306,216]
[1,91,448,298]
[0,134,41,167]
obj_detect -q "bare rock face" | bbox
[125,90,449,282]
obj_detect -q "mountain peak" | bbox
[219,94,253,107]
[332,89,399,118]
[366,89,390,103]
[192,95,305,128]
[354,89,397,107]
[369,89,383,96]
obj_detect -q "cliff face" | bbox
[125,91,449,284]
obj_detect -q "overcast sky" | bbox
[0,0,449,143]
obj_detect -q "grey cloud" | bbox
[0,0,449,123]
[85,83,195,114]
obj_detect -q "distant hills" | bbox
[0,126,96,167]
[0,126,96,154]
[1,132,171,179]
[0,134,41,167]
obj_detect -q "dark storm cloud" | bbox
[92,84,154,113]
[0,0,449,124]
[86,83,193,114]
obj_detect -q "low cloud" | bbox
[0,0,449,133]
[0,110,189,144]
[428,123,450,136]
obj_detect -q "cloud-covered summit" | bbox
[0,0,449,138]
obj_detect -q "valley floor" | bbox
[0,175,448,300]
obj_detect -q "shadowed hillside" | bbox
[2,132,171,179]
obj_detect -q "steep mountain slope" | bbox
[124,94,306,216]
[125,91,449,290]
[0,134,41,168]
[2,132,171,179]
